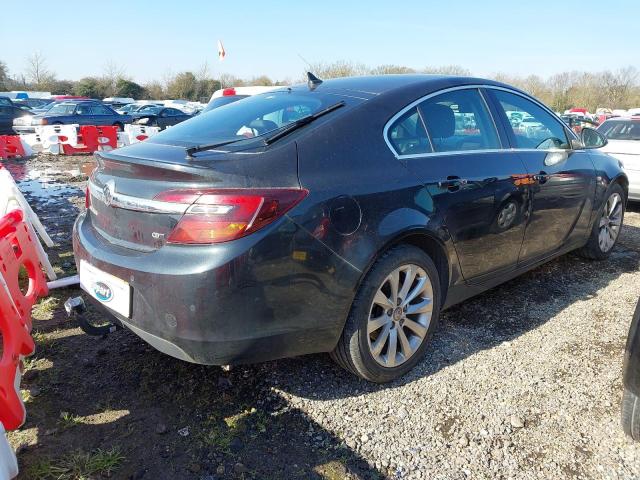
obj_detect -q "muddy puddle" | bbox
[4,158,93,206]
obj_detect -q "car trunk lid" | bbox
[87,140,300,251]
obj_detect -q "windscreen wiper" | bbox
[185,100,346,158]
[185,138,246,159]
[263,101,346,146]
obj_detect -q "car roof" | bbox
[56,100,102,105]
[291,74,512,97]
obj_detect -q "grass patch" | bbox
[200,408,266,451]
[314,460,347,480]
[26,447,124,480]
[58,411,83,430]
[21,389,32,403]
[32,296,60,321]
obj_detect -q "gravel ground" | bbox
[6,154,640,479]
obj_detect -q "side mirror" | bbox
[580,127,608,149]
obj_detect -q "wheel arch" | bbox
[613,172,629,197]
[356,229,452,306]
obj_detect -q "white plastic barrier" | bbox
[124,124,160,144]
[0,423,18,480]
[117,131,130,148]
[0,169,56,280]
[20,133,44,154]
[33,124,80,155]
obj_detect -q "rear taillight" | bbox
[222,88,236,97]
[85,186,91,209]
[154,189,308,244]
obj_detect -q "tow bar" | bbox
[64,296,122,336]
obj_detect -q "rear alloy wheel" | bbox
[368,264,433,368]
[578,183,625,260]
[331,245,441,382]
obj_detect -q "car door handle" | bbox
[534,171,550,184]
[438,176,468,191]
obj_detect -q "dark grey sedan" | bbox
[132,106,192,130]
[73,75,626,382]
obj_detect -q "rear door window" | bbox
[91,105,112,115]
[75,104,92,115]
[490,90,570,150]
[387,107,432,156]
[418,89,500,152]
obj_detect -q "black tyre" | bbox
[331,245,441,383]
[112,122,124,131]
[577,183,625,260]
[622,388,640,440]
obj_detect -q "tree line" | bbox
[1,54,638,111]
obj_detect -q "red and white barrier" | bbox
[124,124,160,144]
[0,209,48,480]
[3,123,162,159]
[0,136,27,160]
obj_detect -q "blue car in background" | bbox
[12,100,133,134]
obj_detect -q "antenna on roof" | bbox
[307,72,323,90]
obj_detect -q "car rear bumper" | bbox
[72,211,360,365]
[12,125,35,134]
[624,298,640,396]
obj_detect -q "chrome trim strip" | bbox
[388,147,572,161]
[92,225,156,252]
[88,179,191,214]
[383,84,579,160]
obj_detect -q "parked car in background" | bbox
[202,86,282,114]
[130,104,167,119]
[13,100,132,134]
[74,75,625,382]
[561,115,600,134]
[622,298,640,440]
[0,104,32,134]
[13,98,54,110]
[598,117,640,200]
[103,97,135,109]
[116,102,163,115]
[132,106,192,129]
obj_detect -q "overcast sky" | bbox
[2,0,638,84]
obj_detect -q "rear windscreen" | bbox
[150,90,337,146]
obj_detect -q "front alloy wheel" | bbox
[577,183,625,260]
[598,192,623,253]
[368,265,433,368]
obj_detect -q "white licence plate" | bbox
[80,260,131,318]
